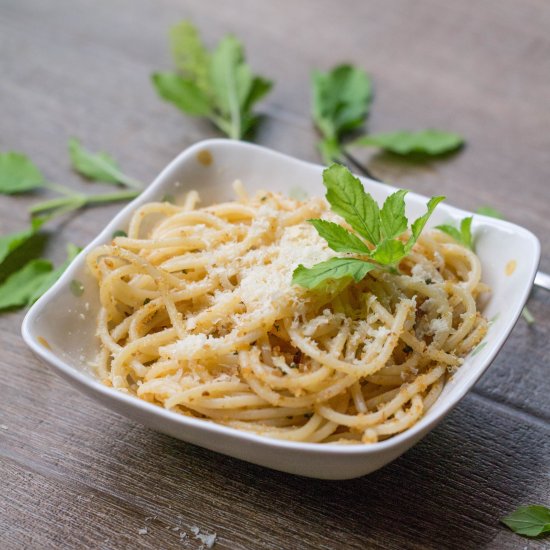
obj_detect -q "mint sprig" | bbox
[312,65,372,164]
[311,64,465,166]
[0,140,140,312]
[152,21,273,140]
[292,164,444,289]
[0,142,142,222]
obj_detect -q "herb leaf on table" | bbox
[501,504,550,538]
[27,243,82,305]
[0,144,142,223]
[0,218,44,265]
[310,64,465,173]
[312,64,372,164]
[152,21,273,140]
[0,152,46,194]
[68,139,143,189]
[353,129,464,156]
[0,139,140,312]
[0,218,81,310]
[0,259,54,310]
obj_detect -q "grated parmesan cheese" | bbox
[429,317,449,335]
[160,214,336,361]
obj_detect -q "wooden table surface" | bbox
[1,1,549,548]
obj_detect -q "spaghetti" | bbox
[87,183,488,444]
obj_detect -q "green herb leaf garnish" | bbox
[312,65,372,164]
[70,279,85,297]
[152,21,273,140]
[112,230,128,238]
[501,505,550,538]
[380,189,409,240]
[292,164,444,288]
[353,129,464,156]
[161,194,175,204]
[322,164,381,244]
[307,219,370,255]
[436,216,473,250]
[293,257,378,289]
[406,195,445,251]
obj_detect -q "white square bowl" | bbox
[21,139,540,479]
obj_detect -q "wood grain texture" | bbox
[0,0,549,549]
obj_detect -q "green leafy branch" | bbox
[152,21,273,140]
[292,164,444,288]
[0,217,82,310]
[0,139,143,309]
[0,139,143,221]
[311,64,464,166]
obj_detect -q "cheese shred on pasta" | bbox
[87,184,489,444]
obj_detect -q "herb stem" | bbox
[29,189,139,216]
[44,182,78,196]
[29,195,85,215]
[78,153,143,189]
[225,65,242,140]
[85,189,141,205]
[112,173,144,190]
[37,202,83,223]
[521,306,535,325]
[210,115,232,138]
